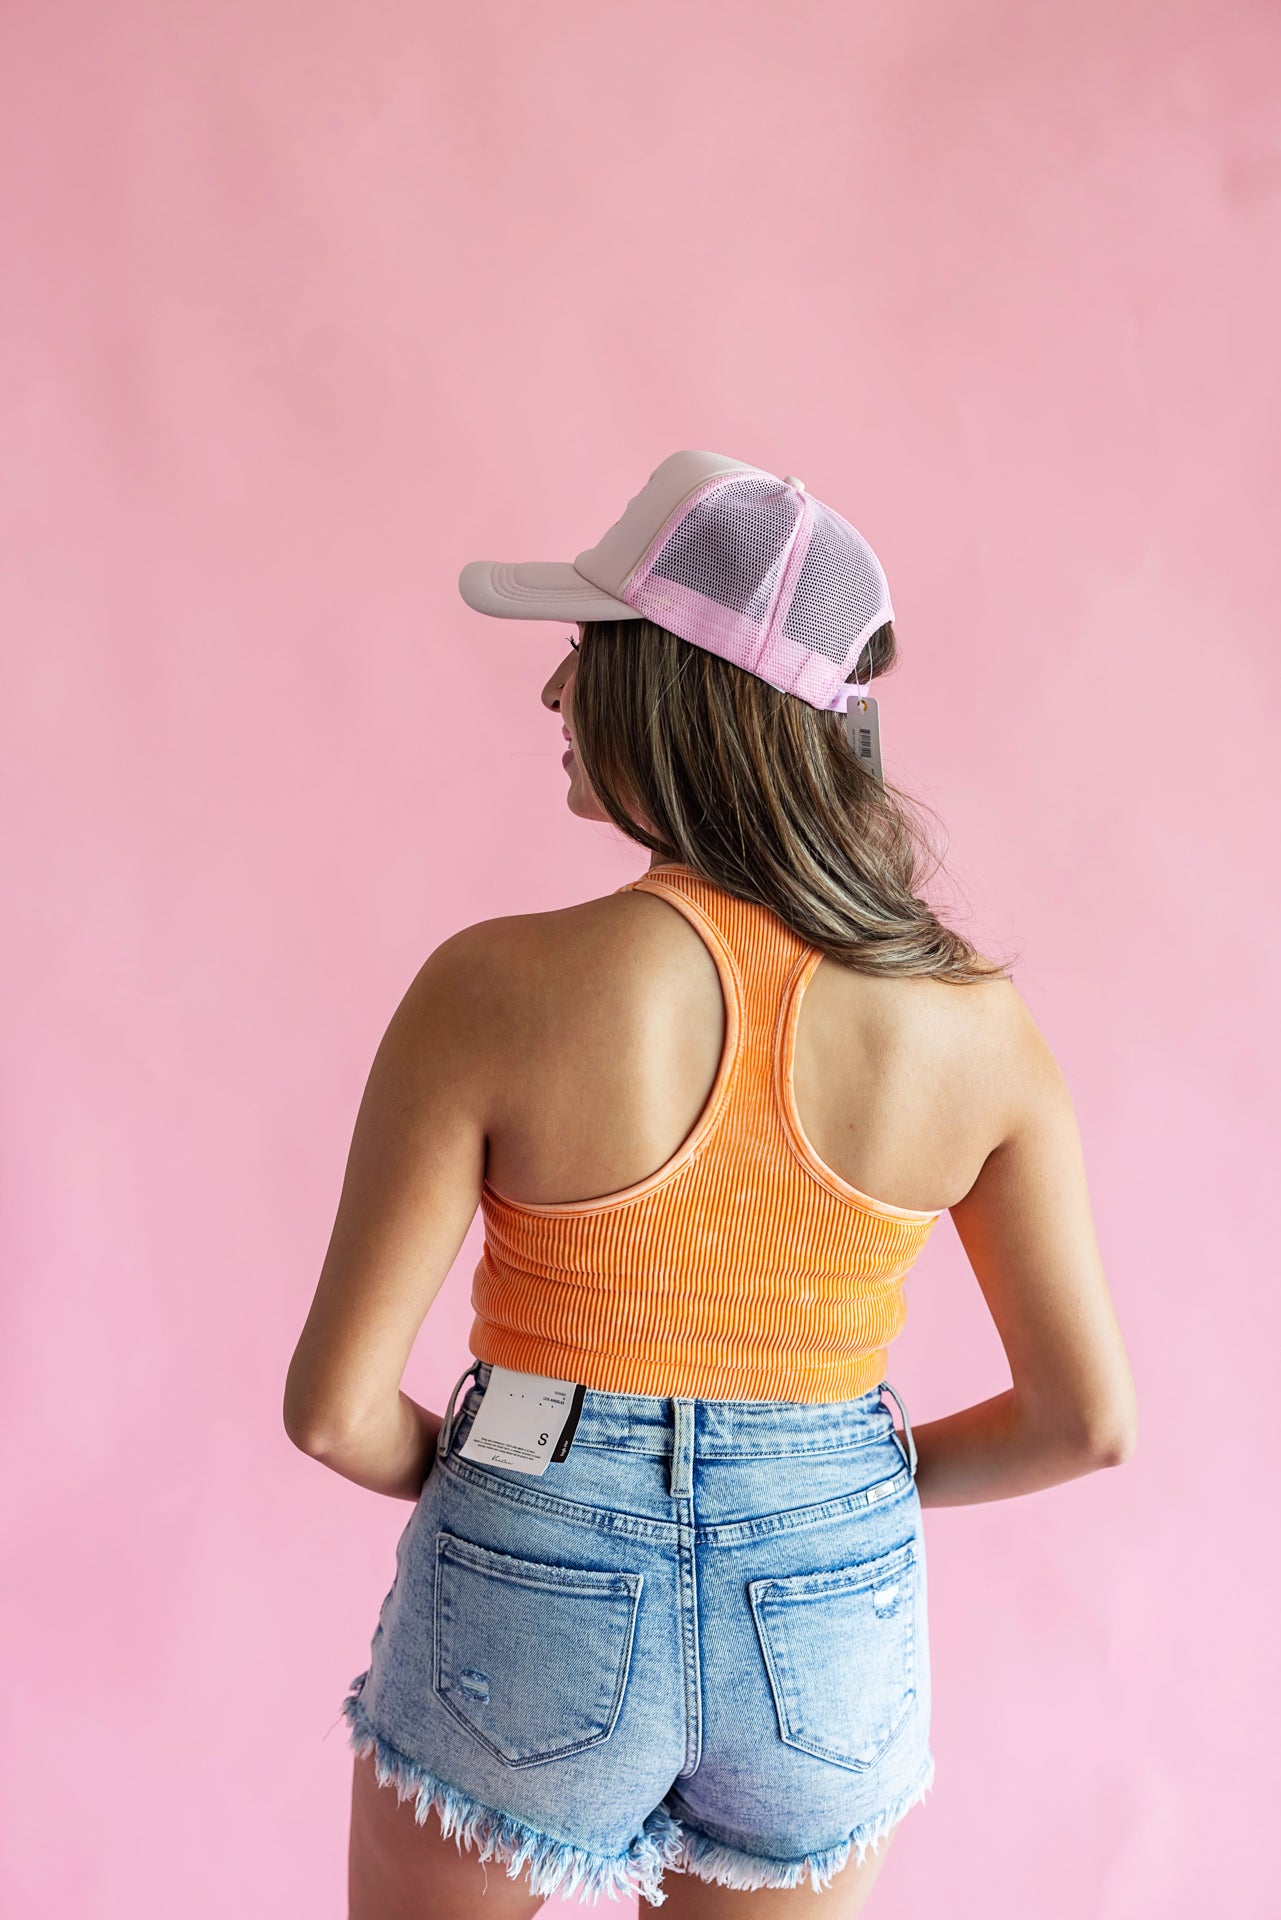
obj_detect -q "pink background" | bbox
[3,4,1278,1915]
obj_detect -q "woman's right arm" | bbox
[910,984,1138,1507]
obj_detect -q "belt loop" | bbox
[879,1378,918,1480]
[669,1400,695,1499]
[437,1359,481,1466]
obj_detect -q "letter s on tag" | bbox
[455,1365,584,1477]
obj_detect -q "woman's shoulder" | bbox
[408,887,681,1023]
[434,883,662,959]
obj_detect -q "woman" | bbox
[285,452,1138,1918]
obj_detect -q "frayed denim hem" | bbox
[341,1673,687,1907]
[674,1751,937,1894]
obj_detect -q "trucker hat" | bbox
[457,450,894,712]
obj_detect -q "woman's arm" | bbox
[910,984,1138,1508]
[290,1393,444,1504]
[283,929,492,1499]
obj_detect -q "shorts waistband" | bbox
[436,1358,917,1470]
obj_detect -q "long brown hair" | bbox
[570,616,1011,984]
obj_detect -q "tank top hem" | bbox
[469,1328,889,1405]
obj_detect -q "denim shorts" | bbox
[342,1358,935,1907]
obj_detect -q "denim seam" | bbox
[440,1450,914,1546]
[676,1511,702,1777]
[700,1471,915,1546]
[442,1453,683,1543]
[571,1438,895,1462]
[436,1527,645,1596]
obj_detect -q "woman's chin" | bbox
[565,777,607,825]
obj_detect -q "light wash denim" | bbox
[342,1358,934,1906]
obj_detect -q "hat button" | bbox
[783,474,806,492]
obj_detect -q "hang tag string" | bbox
[847,636,869,706]
[842,638,884,784]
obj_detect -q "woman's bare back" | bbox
[476,881,1021,1218]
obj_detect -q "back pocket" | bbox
[748,1538,918,1772]
[433,1530,643,1768]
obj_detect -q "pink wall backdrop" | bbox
[3,3,1277,1915]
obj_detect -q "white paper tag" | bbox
[454,1365,587,1477]
[846,694,883,783]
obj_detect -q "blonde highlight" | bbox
[570,617,1011,984]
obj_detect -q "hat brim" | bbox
[458,560,640,623]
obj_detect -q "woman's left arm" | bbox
[283,927,493,1500]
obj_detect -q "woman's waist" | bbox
[463,1333,897,1427]
[462,1359,902,1443]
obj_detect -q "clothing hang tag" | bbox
[455,1365,587,1476]
[845,694,883,784]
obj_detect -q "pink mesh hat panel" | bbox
[458,451,894,712]
[616,469,894,712]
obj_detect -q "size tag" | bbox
[845,694,883,783]
[455,1365,587,1477]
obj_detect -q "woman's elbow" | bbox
[283,1381,355,1460]
[1085,1404,1139,1469]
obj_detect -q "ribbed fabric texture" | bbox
[469,864,941,1403]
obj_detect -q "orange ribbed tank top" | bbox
[468,864,941,1403]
